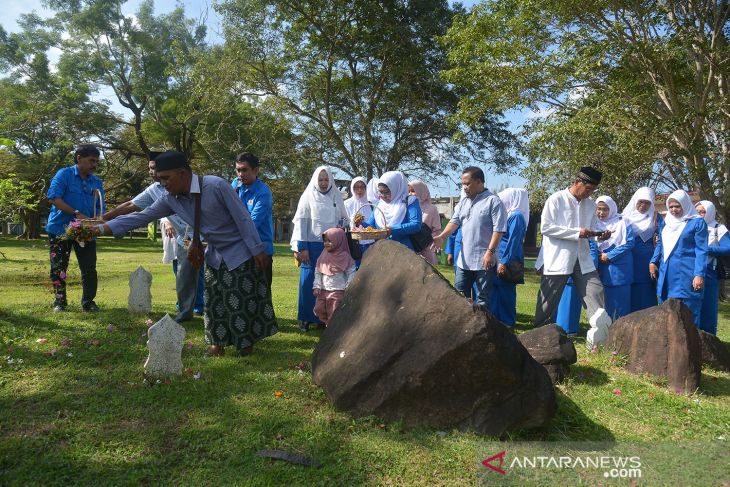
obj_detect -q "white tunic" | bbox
[540,188,598,275]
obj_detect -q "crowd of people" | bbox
[45,146,728,359]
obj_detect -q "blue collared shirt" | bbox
[232,178,274,255]
[132,182,190,246]
[107,174,264,271]
[46,165,105,236]
[450,189,507,270]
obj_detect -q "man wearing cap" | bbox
[533,166,610,328]
[95,151,276,357]
[102,152,204,322]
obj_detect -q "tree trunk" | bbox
[20,207,41,239]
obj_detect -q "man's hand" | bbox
[253,252,270,271]
[692,276,704,292]
[649,263,658,280]
[446,254,453,266]
[579,228,596,238]
[597,230,613,241]
[76,212,90,220]
[497,263,507,277]
[295,249,310,265]
[599,253,609,264]
[313,288,321,297]
[482,250,496,270]
[164,224,176,239]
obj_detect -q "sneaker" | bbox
[53,303,66,313]
[82,302,100,312]
[298,321,310,333]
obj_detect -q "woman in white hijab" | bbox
[344,177,374,259]
[649,190,708,327]
[363,171,422,250]
[594,195,635,320]
[489,188,529,328]
[622,187,663,312]
[291,166,349,331]
[695,200,730,335]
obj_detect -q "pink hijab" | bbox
[316,227,355,276]
[409,180,442,234]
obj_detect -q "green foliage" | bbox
[0,174,36,223]
[217,0,518,180]
[443,0,730,212]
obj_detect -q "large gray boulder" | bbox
[607,299,701,394]
[518,325,577,384]
[311,240,557,437]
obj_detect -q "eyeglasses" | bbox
[378,189,391,195]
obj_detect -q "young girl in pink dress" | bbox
[313,228,357,326]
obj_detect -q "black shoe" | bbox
[82,302,100,312]
[298,321,310,333]
[237,346,253,357]
[53,303,66,313]
[175,313,193,323]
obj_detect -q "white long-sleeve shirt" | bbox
[313,264,357,291]
[540,188,598,275]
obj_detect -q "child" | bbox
[313,228,357,326]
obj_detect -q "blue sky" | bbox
[2,0,528,196]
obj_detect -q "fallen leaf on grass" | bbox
[59,338,72,348]
[193,372,201,380]
[274,390,284,398]
[67,352,73,357]
[255,450,322,469]
[612,388,622,396]
[43,349,57,358]
[185,341,193,350]
[145,319,154,327]
[88,339,101,347]
[36,338,48,344]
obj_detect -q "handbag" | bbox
[409,222,434,253]
[345,230,362,260]
[500,260,525,283]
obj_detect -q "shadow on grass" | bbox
[567,364,610,386]
[0,308,86,335]
[699,373,730,397]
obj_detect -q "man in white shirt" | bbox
[534,167,610,327]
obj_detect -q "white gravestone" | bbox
[145,314,185,378]
[586,308,612,349]
[128,266,152,314]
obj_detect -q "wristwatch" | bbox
[487,247,496,254]
[73,209,80,217]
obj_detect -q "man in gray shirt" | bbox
[433,167,506,311]
[95,151,276,357]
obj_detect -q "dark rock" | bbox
[606,299,701,394]
[311,240,557,437]
[518,325,577,384]
[698,330,730,372]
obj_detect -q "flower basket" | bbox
[77,189,105,227]
[350,204,389,240]
[64,220,95,247]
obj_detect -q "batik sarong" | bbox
[204,260,277,350]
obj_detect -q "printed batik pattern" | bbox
[203,260,278,351]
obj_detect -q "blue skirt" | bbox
[555,281,581,334]
[699,273,720,335]
[630,282,657,312]
[604,284,631,321]
[490,280,517,327]
[298,241,324,324]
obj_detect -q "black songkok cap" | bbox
[148,151,164,161]
[154,151,188,171]
[576,166,602,185]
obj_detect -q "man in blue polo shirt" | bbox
[46,144,106,312]
[232,152,274,290]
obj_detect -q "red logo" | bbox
[482,451,507,475]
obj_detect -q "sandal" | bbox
[206,345,225,357]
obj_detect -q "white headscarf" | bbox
[366,177,380,204]
[344,177,372,225]
[622,187,657,243]
[374,171,416,228]
[595,195,628,252]
[697,200,728,245]
[661,189,700,262]
[291,166,348,243]
[497,188,530,228]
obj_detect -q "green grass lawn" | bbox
[0,238,728,485]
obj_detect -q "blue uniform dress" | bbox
[364,198,423,250]
[554,242,599,334]
[489,213,526,327]
[700,229,730,335]
[651,218,708,327]
[296,240,325,324]
[597,222,635,320]
[630,215,664,312]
